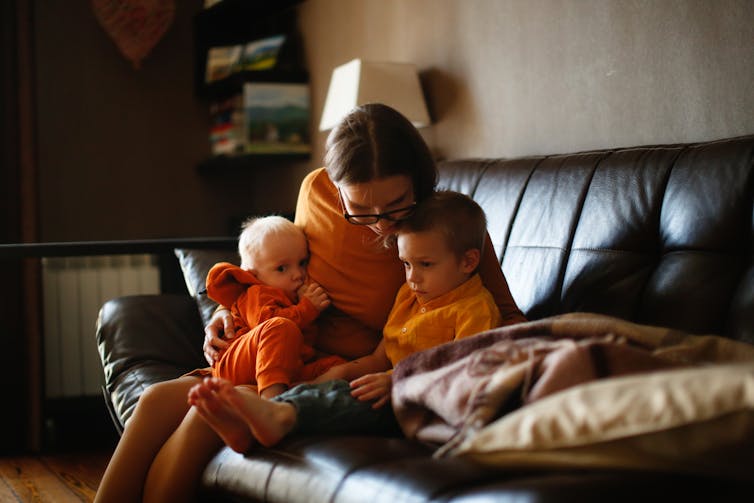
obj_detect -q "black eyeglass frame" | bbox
[337,187,417,225]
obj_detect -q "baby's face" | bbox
[250,231,309,301]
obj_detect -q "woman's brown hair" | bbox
[324,103,437,202]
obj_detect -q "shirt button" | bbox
[401,327,407,333]
[420,307,426,313]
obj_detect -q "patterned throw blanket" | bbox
[391,313,754,462]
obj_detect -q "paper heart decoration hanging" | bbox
[92,0,175,69]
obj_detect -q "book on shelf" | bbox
[205,34,286,84]
[209,94,245,155]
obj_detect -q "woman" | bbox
[94,103,525,503]
[206,103,524,362]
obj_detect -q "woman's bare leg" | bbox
[94,376,200,503]
[142,406,225,503]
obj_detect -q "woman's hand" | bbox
[350,372,392,409]
[203,308,235,365]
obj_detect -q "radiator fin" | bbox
[42,255,160,398]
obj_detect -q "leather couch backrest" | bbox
[438,135,754,344]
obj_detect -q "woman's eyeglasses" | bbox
[338,187,416,225]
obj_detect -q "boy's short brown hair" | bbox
[396,190,487,258]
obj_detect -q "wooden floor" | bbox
[0,448,112,502]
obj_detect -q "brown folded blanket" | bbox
[391,312,754,450]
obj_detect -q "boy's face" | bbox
[250,231,309,302]
[397,230,476,304]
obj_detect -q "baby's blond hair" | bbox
[238,215,304,270]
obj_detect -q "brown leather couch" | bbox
[97,134,754,502]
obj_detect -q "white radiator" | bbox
[42,254,160,398]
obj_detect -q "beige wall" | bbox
[299,0,754,163]
[33,0,754,241]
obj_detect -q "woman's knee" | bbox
[134,377,198,419]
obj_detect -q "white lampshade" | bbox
[318,58,431,131]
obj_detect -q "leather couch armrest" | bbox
[96,294,206,428]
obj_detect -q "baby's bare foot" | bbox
[189,378,254,453]
[219,384,297,447]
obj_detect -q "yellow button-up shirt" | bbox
[383,274,502,366]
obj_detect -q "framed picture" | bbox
[242,82,310,155]
[205,34,286,83]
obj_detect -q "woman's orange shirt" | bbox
[294,168,526,360]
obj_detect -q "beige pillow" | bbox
[446,363,754,480]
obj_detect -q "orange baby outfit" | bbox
[206,262,344,392]
[383,274,501,366]
[295,168,526,360]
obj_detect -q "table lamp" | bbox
[318,58,431,131]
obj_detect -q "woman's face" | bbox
[338,175,415,236]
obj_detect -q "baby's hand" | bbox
[298,282,331,311]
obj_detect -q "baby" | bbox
[203,215,344,398]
